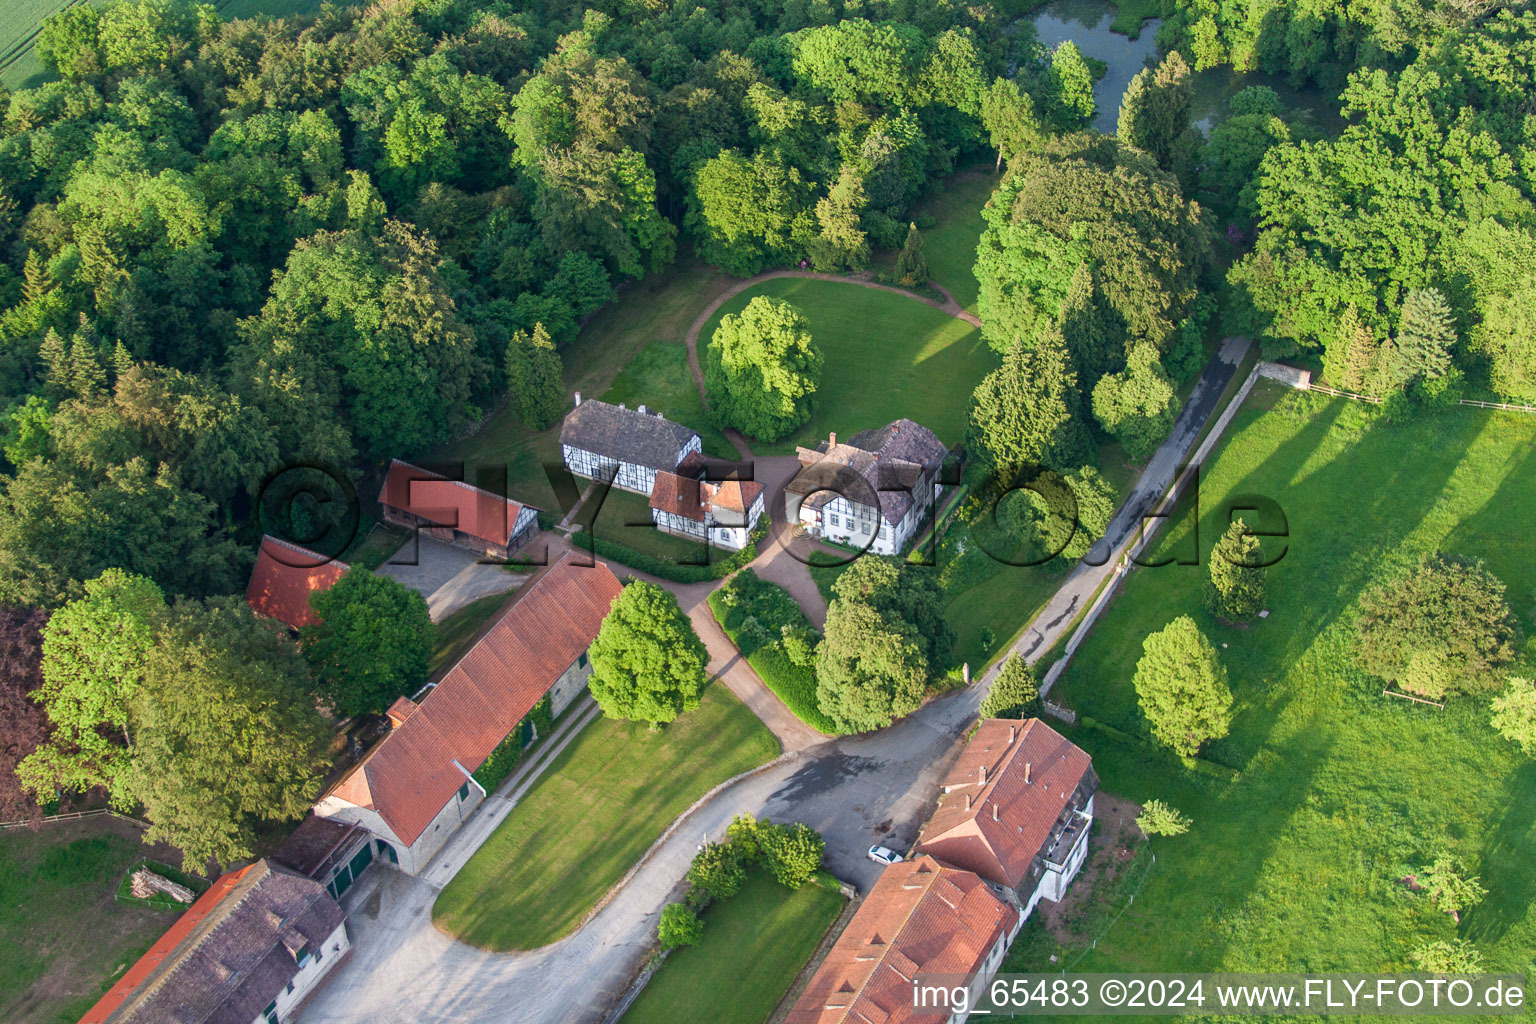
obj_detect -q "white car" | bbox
[867,844,904,866]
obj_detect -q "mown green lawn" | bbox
[433,684,778,950]
[599,340,737,459]
[0,825,187,1024]
[1023,383,1536,982]
[908,171,996,315]
[709,572,838,734]
[621,871,845,1024]
[583,487,741,567]
[698,277,997,455]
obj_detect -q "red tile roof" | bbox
[245,536,349,629]
[378,459,538,548]
[914,719,1093,889]
[327,552,623,846]
[786,856,1017,1024]
[649,472,764,522]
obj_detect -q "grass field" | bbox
[0,823,186,1024]
[621,871,844,1024]
[599,340,737,460]
[698,277,996,455]
[432,684,778,950]
[1025,385,1536,981]
[907,171,996,315]
[583,487,732,566]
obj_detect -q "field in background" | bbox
[1028,385,1536,976]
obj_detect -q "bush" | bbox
[979,656,1041,719]
[658,901,704,949]
[757,821,826,888]
[1135,799,1191,837]
[472,696,553,791]
[709,572,839,734]
[686,842,746,903]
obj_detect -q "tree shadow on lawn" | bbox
[1465,759,1536,950]
[1058,395,1490,973]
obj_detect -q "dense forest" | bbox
[1,0,1535,859]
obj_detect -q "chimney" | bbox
[574,391,582,406]
[1009,724,1017,744]
[619,402,626,410]
[991,802,999,822]
[965,792,973,811]
[1024,762,1032,785]
[638,404,647,414]
[829,431,837,447]
[979,764,987,784]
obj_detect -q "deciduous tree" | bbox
[1135,799,1191,836]
[1354,554,1519,698]
[125,598,330,867]
[705,297,822,442]
[1490,677,1536,755]
[1133,616,1232,760]
[588,581,707,726]
[301,570,432,719]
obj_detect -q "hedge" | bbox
[709,571,840,735]
[572,519,766,583]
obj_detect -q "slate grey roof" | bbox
[100,860,344,1024]
[787,419,949,524]
[560,399,700,472]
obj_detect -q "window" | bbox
[458,782,471,802]
[294,943,313,969]
[577,650,588,669]
[829,514,840,527]
[262,1002,279,1024]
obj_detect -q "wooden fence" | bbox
[1458,398,1536,414]
[1307,382,1382,403]
[0,807,148,831]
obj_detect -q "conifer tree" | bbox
[1133,615,1232,761]
[968,327,1086,478]
[1341,317,1377,392]
[37,329,68,398]
[894,223,928,288]
[1046,42,1096,130]
[505,322,565,430]
[1205,518,1265,622]
[1396,287,1456,382]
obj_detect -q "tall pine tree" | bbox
[1205,518,1265,622]
[1396,287,1456,383]
[893,223,928,288]
[505,322,565,430]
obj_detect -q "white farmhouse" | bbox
[784,419,949,556]
[560,396,702,495]
[648,469,765,551]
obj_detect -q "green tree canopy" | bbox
[979,655,1041,719]
[967,327,1087,478]
[18,569,164,803]
[1354,554,1520,698]
[1135,799,1191,836]
[301,569,433,719]
[1490,677,1536,755]
[125,597,330,867]
[893,223,929,288]
[587,581,707,726]
[505,322,566,430]
[1133,615,1233,760]
[232,221,484,461]
[704,296,822,442]
[1091,342,1177,462]
[1205,519,1266,622]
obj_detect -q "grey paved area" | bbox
[376,537,529,622]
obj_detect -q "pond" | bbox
[1028,0,1340,137]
